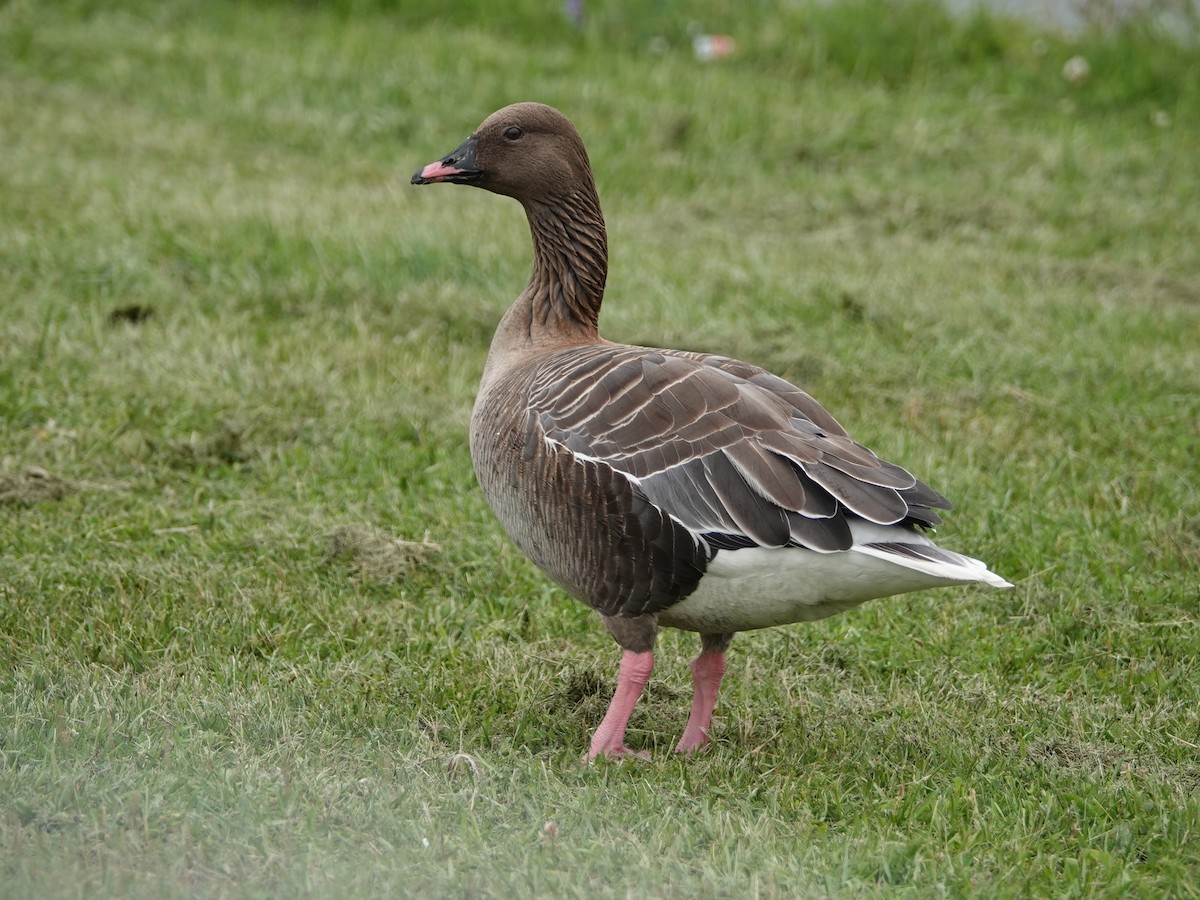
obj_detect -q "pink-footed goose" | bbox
[412,102,1011,760]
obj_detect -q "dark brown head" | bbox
[411,102,595,203]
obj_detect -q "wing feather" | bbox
[725,440,811,512]
[701,453,791,546]
[798,463,909,524]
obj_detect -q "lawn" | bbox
[2,0,1199,896]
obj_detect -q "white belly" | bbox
[657,534,1001,634]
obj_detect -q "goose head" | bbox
[411,102,595,203]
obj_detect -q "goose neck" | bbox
[521,187,608,341]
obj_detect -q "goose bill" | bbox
[411,137,482,185]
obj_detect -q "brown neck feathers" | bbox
[522,185,608,340]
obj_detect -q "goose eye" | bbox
[503,126,523,141]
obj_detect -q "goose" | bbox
[411,102,1011,760]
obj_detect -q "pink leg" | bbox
[587,650,654,760]
[675,649,727,753]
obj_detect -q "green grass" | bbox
[2,0,1199,895]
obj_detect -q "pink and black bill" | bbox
[411,135,482,185]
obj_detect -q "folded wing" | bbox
[530,345,952,557]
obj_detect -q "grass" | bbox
[2,0,1199,895]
